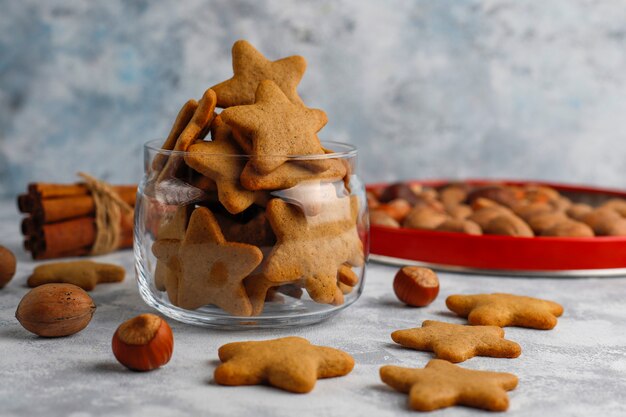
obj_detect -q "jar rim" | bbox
[143,139,357,160]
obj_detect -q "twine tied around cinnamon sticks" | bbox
[77,173,134,255]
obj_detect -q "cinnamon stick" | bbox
[17,194,35,213]
[33,192,136,224]
[27,183,137,200]
[26,215,133,260]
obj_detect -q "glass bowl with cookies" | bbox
[133,39,368,327]
[135,137,367,328]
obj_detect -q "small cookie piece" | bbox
[154,207,262,315]
[211,40,306,107]
[221,80,327,174]
[391,320,521,363]
[264,196,364,304]
[214,336,354,393]
[446,293,564,330]
[380,359,518,412]
[27,261,125,291]
[185,123,266,214]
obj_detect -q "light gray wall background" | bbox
[1,0,625,197]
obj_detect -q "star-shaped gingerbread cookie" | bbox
[174,206,262,315]
[380,359,518,412]
[391,320,521,363]
[240,159,347,191]
[263,196,364,304]
[211,40,306,107]
[214,336,354,393]
[184,120,266,214]
[221,80,327,174]
[446,293,564,330]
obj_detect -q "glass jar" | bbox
[134,139,369,328]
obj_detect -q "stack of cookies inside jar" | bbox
[146,40,366,317]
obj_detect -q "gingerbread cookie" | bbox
[213,209,276,248]
[152,205,192,303]
[211,40,306,107]
[263,196,364,304]
[152,99,198,172]
[221,80,327,174]
[380,359,518,412]
[240,160,346,191]
[168,206,262,315]
[214,336,354,393]
[244,274,294,316]
[27,261,125,291]
[185,122,266,214]
[391,320,521,363]
[446,293,564,330]
[157,89,217,182]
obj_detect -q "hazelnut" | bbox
[0,245,16,288]
[112,313,173,372]
[15,283,96,337]
[393,266,440,307]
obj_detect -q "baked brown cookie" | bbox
[154,207,262,315]
[27,261,125,291]
[263,196,364,304]
[243,274,298,316]
[211,40,306,107]
[213,209,276,248]
[221,80,327,174]
[446,293,564,330]
[214,336,354,393]
[152,205,192,303]
[391,320,521,363]
[185,122,266,214]
[380,359,518,412]
[152,99,198,172]
[240,160,347,191]
[157,89,217,182]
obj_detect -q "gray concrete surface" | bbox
[1,199,626,416]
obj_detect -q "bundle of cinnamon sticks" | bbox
[17,182,137,259]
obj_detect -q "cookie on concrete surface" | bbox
[380,359,518,412]
[391,320,521,363]
[446,293,564,330]
[214,336,354,393]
